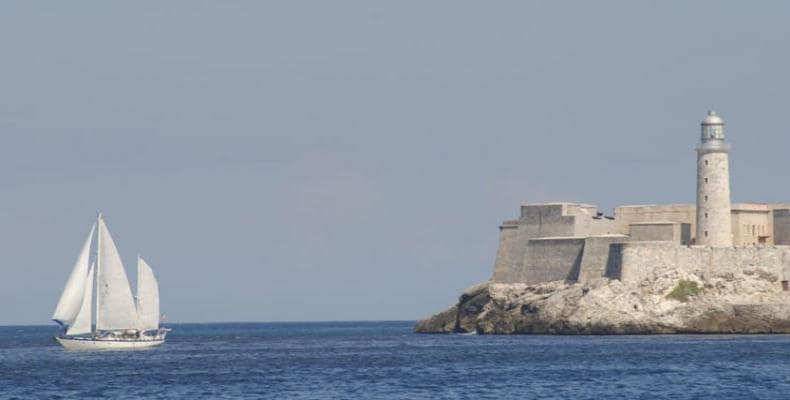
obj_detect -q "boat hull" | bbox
[56,336,165,350]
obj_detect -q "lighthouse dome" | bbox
[702,110,724,125]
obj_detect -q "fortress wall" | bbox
[627,222,691,244]
[578,235,629,283]
[492,221,520,282]
[680,224,692,244]
[618,242,790,284]
[519,237,586,284]
[519,204,577,238]
[769,205,790,242]
[614,205,696,238]
[589,218,617,236]
[773,210,790,245]
[494,204,590,283]
[573,213,592,236]
[629,223,675,242]
[493,203,625,284]
[603,244,626,279]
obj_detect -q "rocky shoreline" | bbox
[416,265,790,334]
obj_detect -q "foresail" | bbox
[52,223,95,325]
[66,262,94,335]
[136,256,160,331]
[96,216,139,331]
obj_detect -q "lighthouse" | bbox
[696,110,732,246]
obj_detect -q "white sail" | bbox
[136,256,160,331]
[52,223,95,325]
[96,215,139,331]
[66,262,95,335]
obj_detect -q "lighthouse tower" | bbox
[696,111,732,246]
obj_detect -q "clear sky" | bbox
[3,1,790,325]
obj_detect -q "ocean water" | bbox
[2,322,790,399]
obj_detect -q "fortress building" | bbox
[492,111,790,285]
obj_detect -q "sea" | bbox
[2,321,790,399]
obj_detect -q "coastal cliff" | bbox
[416,264,790,334]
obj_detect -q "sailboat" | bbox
[52,213,169,350]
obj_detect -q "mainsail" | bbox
[66,262,95,336]
[136,256,160,331]
[52,223,95,326]
[96,215,139,331]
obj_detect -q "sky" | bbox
[3,1,790,325]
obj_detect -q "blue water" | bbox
[2,322,790,399]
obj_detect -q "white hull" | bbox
[56,336,165,350]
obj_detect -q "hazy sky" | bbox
[3,1,790,325]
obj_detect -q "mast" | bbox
[95,211,102,332]
[94,212,140,331]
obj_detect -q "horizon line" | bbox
[0,319,419,328]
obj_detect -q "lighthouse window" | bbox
[705,160,708,166]
[705,196,708,201]
[705,213,708,218]
[705,231,708,237]
[705,178,708,183]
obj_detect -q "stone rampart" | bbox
[491,221,520,282]
[618,242,790,284]
[520,237,585,284]
[578,235,629,283]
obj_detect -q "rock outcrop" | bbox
[416,265,790,334]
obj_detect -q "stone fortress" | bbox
[492,111,790,286]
